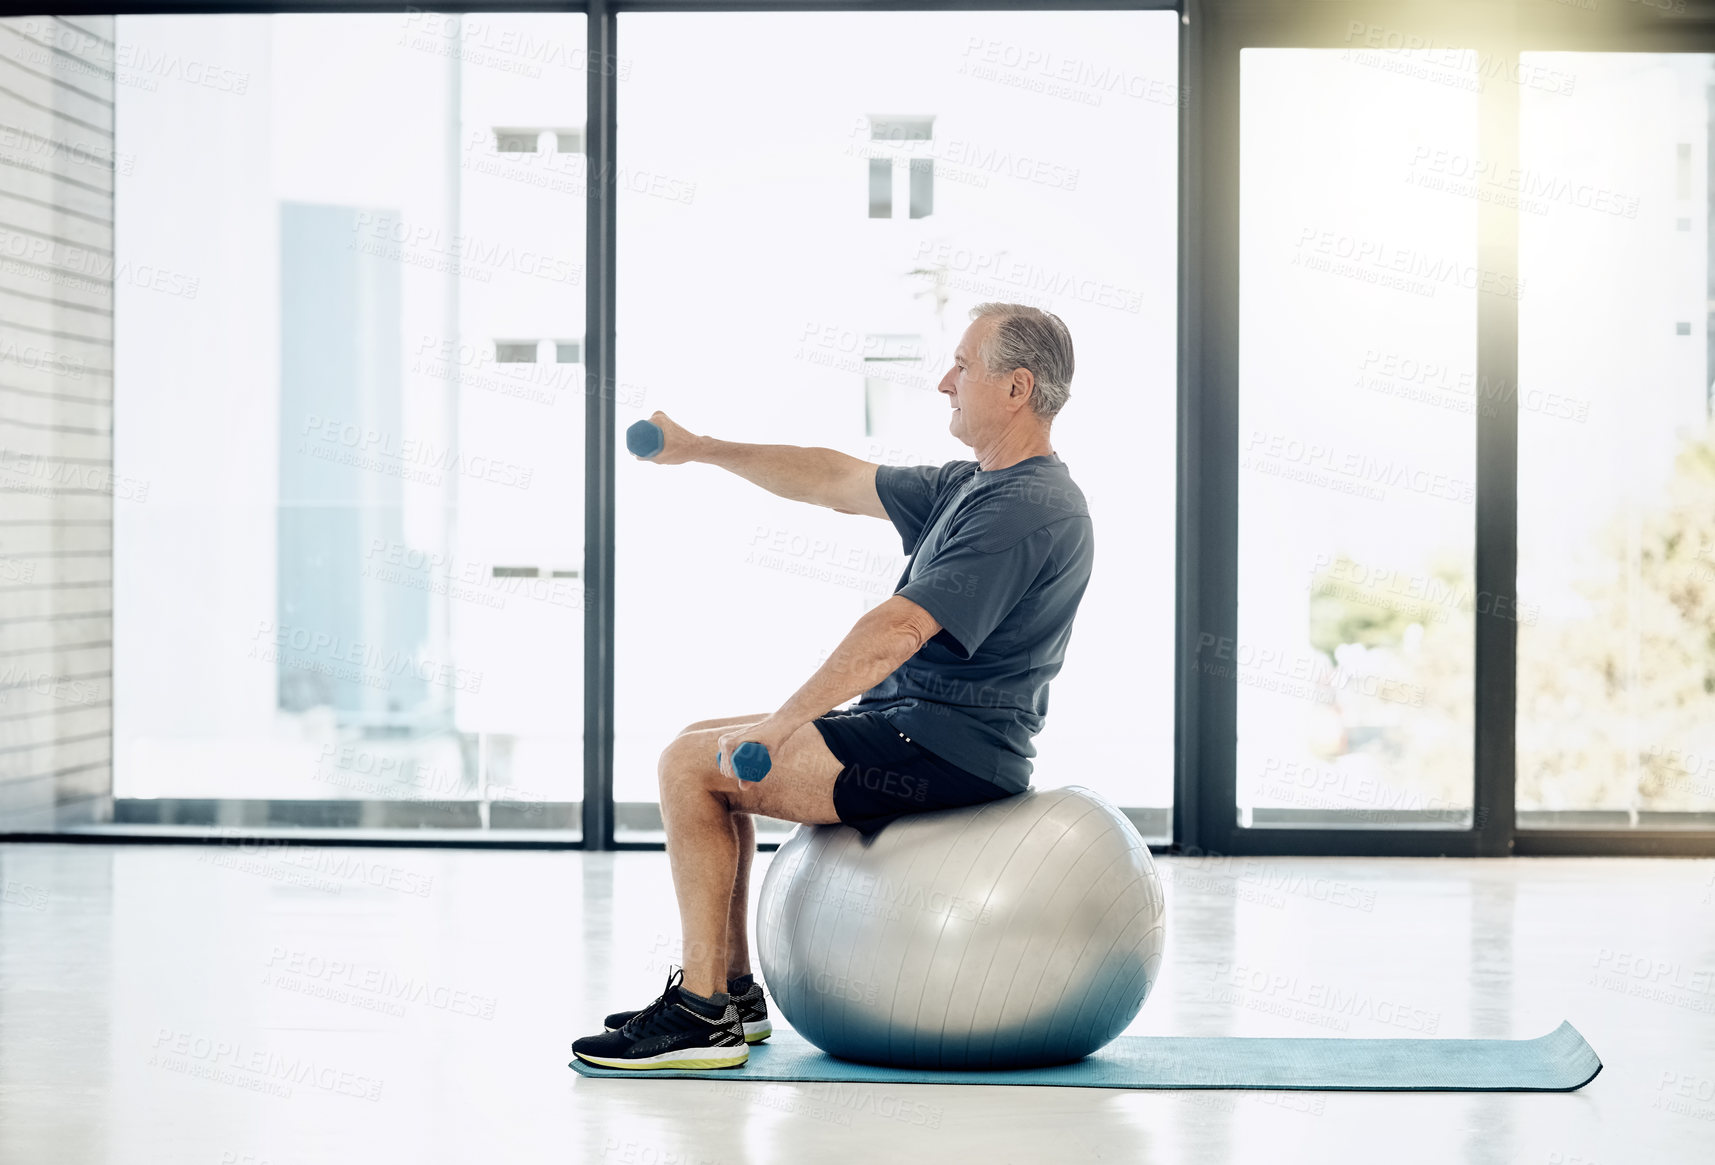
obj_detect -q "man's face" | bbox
[939,319,1016,447]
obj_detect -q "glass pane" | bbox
[113,13,587,832]
[1237,49,1480,830]
[1518,52,1715,830]
[868,157,892,219]
[616,11,1179,840]
[908,157,934,219]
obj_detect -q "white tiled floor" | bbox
[1,842,1711,1164]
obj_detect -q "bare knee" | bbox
[657,732,705,787]
[658,733,735,810]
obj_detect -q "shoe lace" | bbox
[620,967,684,1036]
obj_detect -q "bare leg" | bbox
[656,721,842,1000]
[658,754,737,1000]
[727,810,756,983]
[676,714,766,988]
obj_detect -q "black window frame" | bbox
[1183,0,1715,859]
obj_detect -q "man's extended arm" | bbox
[714,595,942,779]
[774,594,941,727]
[635,411,887,518]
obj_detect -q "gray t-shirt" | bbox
[853,453,1094,793]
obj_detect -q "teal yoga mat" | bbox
[568,1021,1601,1091]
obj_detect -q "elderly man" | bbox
[573,302,1093,1070]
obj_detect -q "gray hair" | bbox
[969,303,1075,420]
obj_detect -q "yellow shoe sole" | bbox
[575,1048,749,1071]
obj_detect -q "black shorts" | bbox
[810,709,1018,836]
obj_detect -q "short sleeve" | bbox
[874,461,974,554]
[895,521,1060,660]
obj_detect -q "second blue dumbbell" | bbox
[718,741,772,783]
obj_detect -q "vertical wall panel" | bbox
[0,16,115,830]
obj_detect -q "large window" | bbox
[49,4,1705,857]
[612,10,1180,840]
[1517,52,1715,830]
[113,13,588,830]
[1236,49,1480,830]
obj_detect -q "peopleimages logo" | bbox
[298,414,534,490]
[0,227,199,299]
[263,946,498,1020]
[913,241,1144,314]
[1190,632,1426,710]
[1294,227,1524,300]
[199,828,437,898]
[847,118,1081,193]
[0,125,134,178]
[349,211,582,286]
[1244,429,1475,505]
[958,36,1187,110]
[400,7,631,79]
[1406,146,1640,219]
[19,19,251,96]
[251,618,483,694]
[1341,21,1577,97]
[0,338,85,380]
[1208,962,1440,1033]
[0,447,151,503]
[149,1029,381,1101]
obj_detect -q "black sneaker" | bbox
[605,976,771,1044]
[573,968,749,1071]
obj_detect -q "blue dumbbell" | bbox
[626,419,665,459]
[718,741,772,783]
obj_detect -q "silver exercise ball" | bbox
[756,784,1165,1069]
